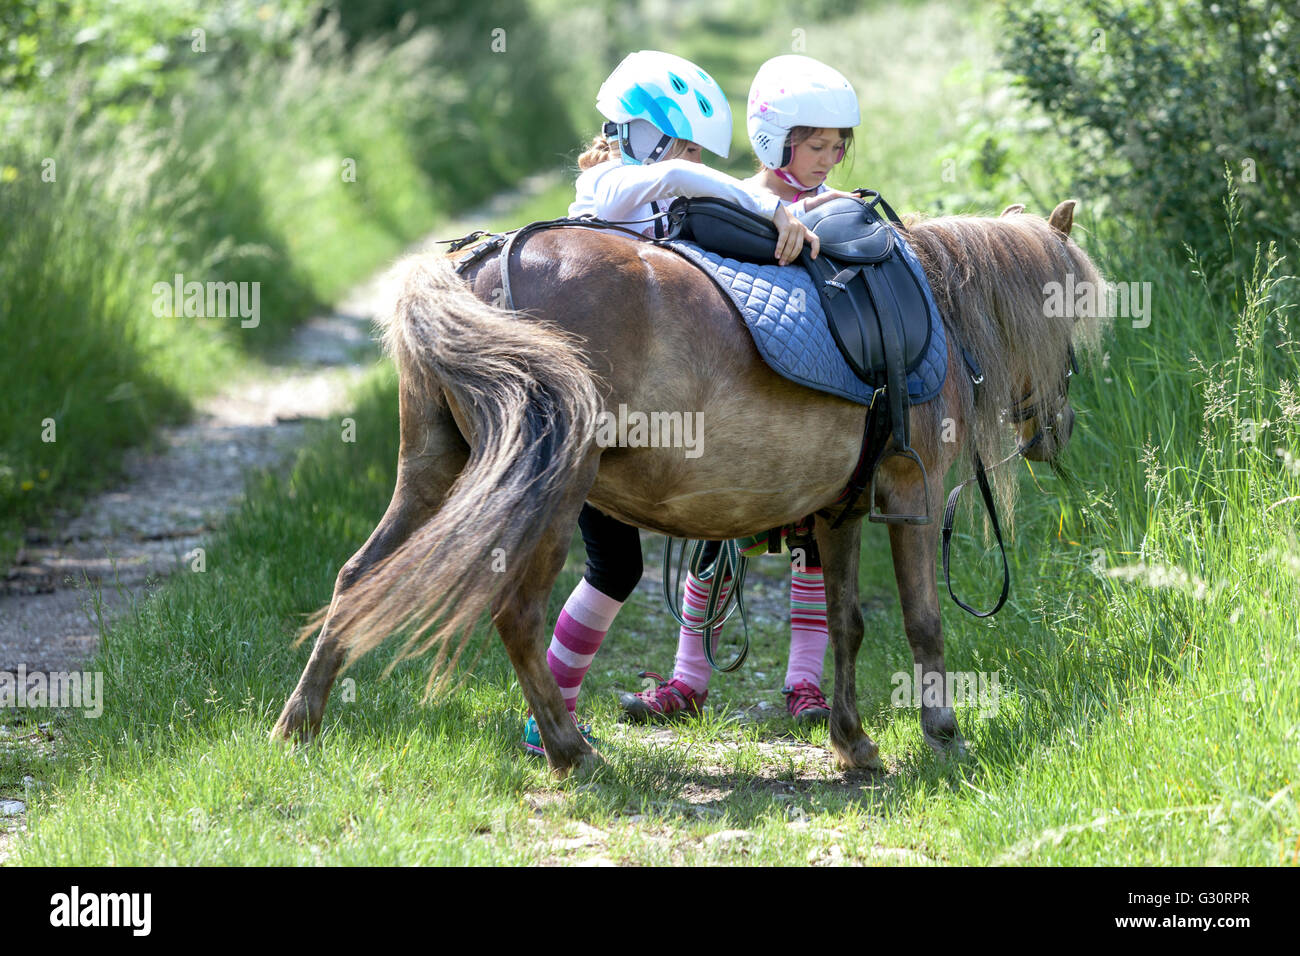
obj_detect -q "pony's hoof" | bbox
[833,736,884,771]
[924,732,968,760]
[551,748,604,781]
[271,696,319,745]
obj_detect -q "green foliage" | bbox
[1000,0,1300,261]
[0,2,590,566]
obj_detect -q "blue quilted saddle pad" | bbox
[661,230,947,405]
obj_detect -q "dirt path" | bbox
[0,173,561,862]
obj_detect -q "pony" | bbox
[272,199,1108,777]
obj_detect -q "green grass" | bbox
[10,226,1297,861]
[5,0,1298,865]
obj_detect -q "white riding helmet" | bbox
[746,55,860,170]
[596,50,733,164]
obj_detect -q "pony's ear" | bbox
[1000,203,1025,217]
[1049,200,1078,236]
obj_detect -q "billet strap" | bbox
[660,537,751,673]
[828,389,890,529]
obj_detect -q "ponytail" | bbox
[578,132,620,170]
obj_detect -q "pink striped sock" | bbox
[785,566,828,688]
[672,569,733,693]
[547,577,624,712]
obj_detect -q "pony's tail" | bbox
[301,253,601,690]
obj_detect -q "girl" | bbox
[523,50,818,756]
[618,54,861,726]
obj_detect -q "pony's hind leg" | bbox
[492,467,601,779]
[271,387,469,743]
[814,514,883,771]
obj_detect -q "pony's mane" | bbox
[903,209,1111,515]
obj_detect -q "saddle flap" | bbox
[800,197,895,263]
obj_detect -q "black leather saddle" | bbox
[663,190,937,523]
[664,191,931,386]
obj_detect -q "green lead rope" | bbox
[660,537,751,672]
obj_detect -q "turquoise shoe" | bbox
[521,713,597,757]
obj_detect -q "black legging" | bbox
[578,503,644,602]
[578,504,820,603]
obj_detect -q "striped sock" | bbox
[547,578,623,712]
[785,566,828,688]
[672,569,733,693]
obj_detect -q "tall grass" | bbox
[0,11,582,566]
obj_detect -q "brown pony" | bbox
[272,200,1108,777]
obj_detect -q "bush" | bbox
[1001,0,1299,263]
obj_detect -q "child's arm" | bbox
[592,159,781,222]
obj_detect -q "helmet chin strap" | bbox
[605,120,674,165]
[774,166,817,198]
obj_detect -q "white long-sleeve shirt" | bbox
[569,159,781,237]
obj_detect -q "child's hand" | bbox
[801,189,857,212]
[772,204,819,265]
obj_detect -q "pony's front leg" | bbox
[886,516,966,757]
[814,515,883,771]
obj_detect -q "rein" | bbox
[660,538,751,672]
[941,345,1075,617]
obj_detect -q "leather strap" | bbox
[941,451,1011,618]
[660,537,750,672]
[863,261,912,452]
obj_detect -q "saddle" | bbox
[664,190,938,524]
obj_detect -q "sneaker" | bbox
[783,680,830,724]
[618,671,708,723]
[521,712,596,757]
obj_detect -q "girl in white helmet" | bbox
[523,50,819,757]
[620,55,861,727]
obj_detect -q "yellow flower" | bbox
[21,479,34,491]
[38,468,49,481]
[0,166,18,183]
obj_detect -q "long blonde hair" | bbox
[578,132,692,170]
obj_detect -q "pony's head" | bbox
[1005,200,1086,463]
[906,199,1110,509]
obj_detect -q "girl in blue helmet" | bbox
[523,50,820,757]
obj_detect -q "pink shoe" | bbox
[619,671,708,722]
[783,680,830,724]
